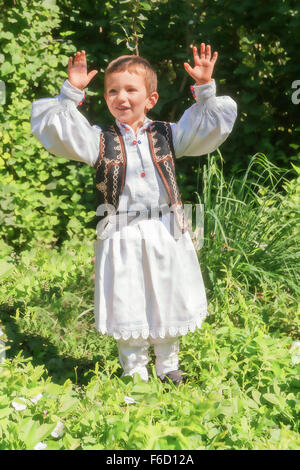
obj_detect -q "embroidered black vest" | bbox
[93,121,188,234]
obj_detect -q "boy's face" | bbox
[104,70,158,129]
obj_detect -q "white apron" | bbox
[93,207,208,340]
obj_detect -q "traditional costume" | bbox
[31,78,237,381]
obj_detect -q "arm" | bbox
[30,50,100,167]
[171,43,237,158]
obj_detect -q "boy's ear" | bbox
[146,91,159,111]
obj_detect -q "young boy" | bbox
[31,44,237,385]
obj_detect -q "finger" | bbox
[87,70,98,81]
[210,51,218,65]
[76,51,85,64]
[79,50,86,62]
[68,57,73,69]
[74,51,81,63]
[206,44,211,61]
[184,62,196,80]
[192,46,200,66]
[184,62,192,73]
[200,43,205,60]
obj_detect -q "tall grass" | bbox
[194,152,300,335]
[195,152,299,293]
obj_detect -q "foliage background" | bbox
[0,0,300,251]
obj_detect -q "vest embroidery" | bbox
[94,121,187,234]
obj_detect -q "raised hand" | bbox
[184,43,218,85]
[68,50,98,90]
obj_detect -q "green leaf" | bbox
[140,1,152,10]
[60,31,76,37]
[263,393,280,406]
[0,408,12,419]
[0,260,14,280]
[0,31,14,40]
[58,396,78,415]
[71,193,81,203]
[251,389,261,404]
[19,418,56,449]
[0,62,15,76]
[45,181,57,190]
[207,427,219,439]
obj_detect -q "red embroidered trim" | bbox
[78,91,86,106]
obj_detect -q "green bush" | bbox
[0,0,97,250]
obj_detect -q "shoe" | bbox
[160,369,185,386]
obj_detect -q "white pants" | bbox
[117,336,180,381]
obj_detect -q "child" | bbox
[31,44,237,385]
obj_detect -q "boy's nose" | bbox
[117,90,127,102]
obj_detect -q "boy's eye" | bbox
[107,87,138,95]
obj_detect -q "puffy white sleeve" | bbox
[171,79,237,158]
[30,80,101,167]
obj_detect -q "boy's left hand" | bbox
[184,43,218,86]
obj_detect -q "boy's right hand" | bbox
[68,50,98,90]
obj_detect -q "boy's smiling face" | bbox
[104,70,158,132]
